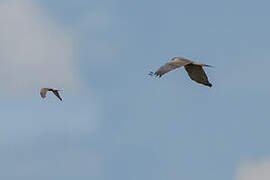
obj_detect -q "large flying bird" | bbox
[40,88,63,101]
[149,57,213,87]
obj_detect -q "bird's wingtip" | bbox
[148,71,154,76]
[148,71,163,78]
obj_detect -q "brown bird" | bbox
[149,57,213,87]
[40,88,63,101]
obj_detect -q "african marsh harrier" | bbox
[149,57,213,87]
[40,88,63,101]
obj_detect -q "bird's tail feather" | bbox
[202,64,214,67]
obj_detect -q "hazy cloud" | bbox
[0,1,80,96]
[236,159,270,180]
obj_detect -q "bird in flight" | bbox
[40,88,63,101]
[149,57,213,87]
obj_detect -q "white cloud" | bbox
[0,1,80,96]
[236,159,270,180]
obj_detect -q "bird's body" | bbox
[150,57,213,87]
[40,88,62,101]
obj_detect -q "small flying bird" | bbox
[149,57,213,87]
[40,88,63,101]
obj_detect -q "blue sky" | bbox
[1,0,270,179]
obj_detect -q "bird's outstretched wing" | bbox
[184,64,212,87]
[40,88,50,99]
[52,90,62,101]
[151,57,192,77]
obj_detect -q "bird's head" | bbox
[171,57,179,60]
[171,57,186,61]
